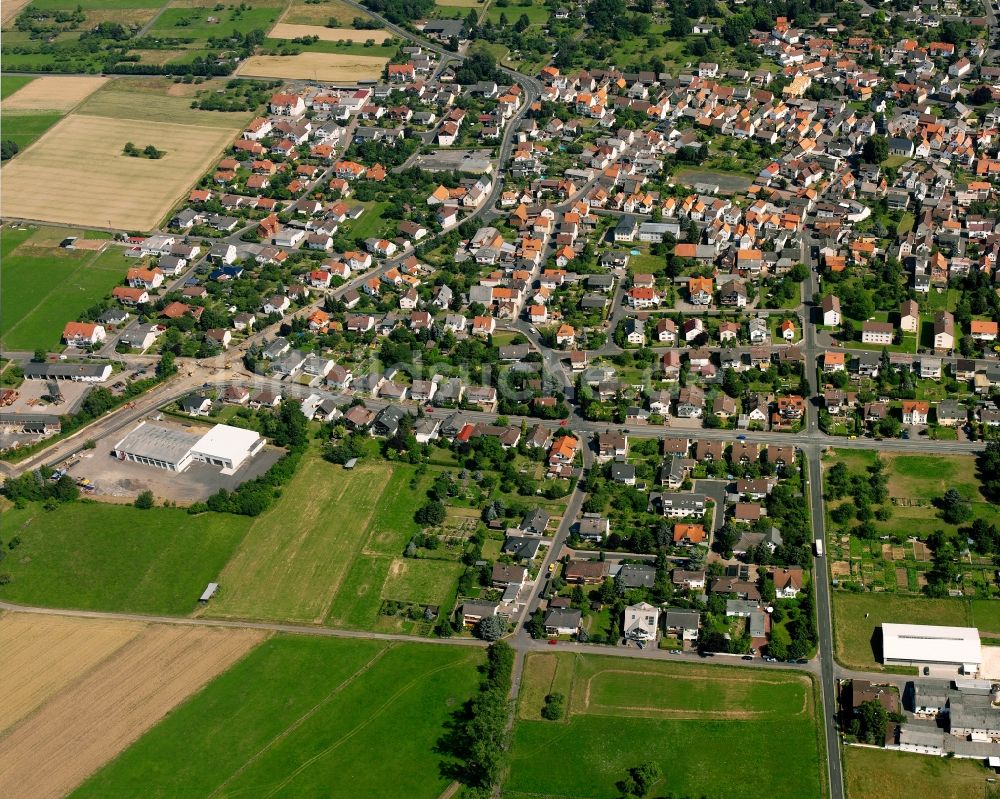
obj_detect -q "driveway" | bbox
[694,478,729,531]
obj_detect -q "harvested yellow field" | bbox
[237,51,388,82]
[0,613,145,734]
[0,114,238,231]
[0,624,264,799]
[282,0,367,25]
[84,6,160,27]
[2,76,108,113]
[1,0,31,24]
[269,22,392,41]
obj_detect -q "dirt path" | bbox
[436,780,462,799]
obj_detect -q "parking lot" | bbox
[64,419,284,504]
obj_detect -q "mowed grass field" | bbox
[826,449,1000,537]
[72,636,482,799]
[507,653,824,799]
[0,111,64,151]
[209,453,461,629]
[843,746,996,799]
[483,0,548,24]
[832,593,1000,671]
[0,615,264,799]
[1,75,35,99]
[0,226,129,350]
[1,79,250,231]
[147,2,281,38]
[0,500,251,615]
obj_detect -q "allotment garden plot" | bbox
[507,653,824,799]
[824,449,1000,595]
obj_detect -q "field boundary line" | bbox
[260,651,479,798]
[206,642,393,799]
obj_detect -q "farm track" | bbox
[205,643,392,798]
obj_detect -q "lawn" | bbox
[507,653,824,799]
[484,0,549,25]
[209,452,462,630]
[0,226,130,351]
[147,4,281,39]
[1,112,64,151]
[1,75,35,99]
[71,636,482,799]
[843,745,996,799]
[0,501,250,615]
[674,167,754,194]
[831,593,989,671]
[345,201,391,240]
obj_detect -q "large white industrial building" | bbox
[113,421,265,475]
[882,623,982,675]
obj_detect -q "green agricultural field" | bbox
[209,452,461,630]
[843,745,996,799]
[1,112,63,151]
[148,4,281,39]
[484,0,549,25]
[74,81,254,128]
[72,636,482,799]
[1,76,35,99]
[0,501,250,615]
[971,599,1000,634]
[831,593,998,671]
[507,653,824,799]
[0,226,129,351]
